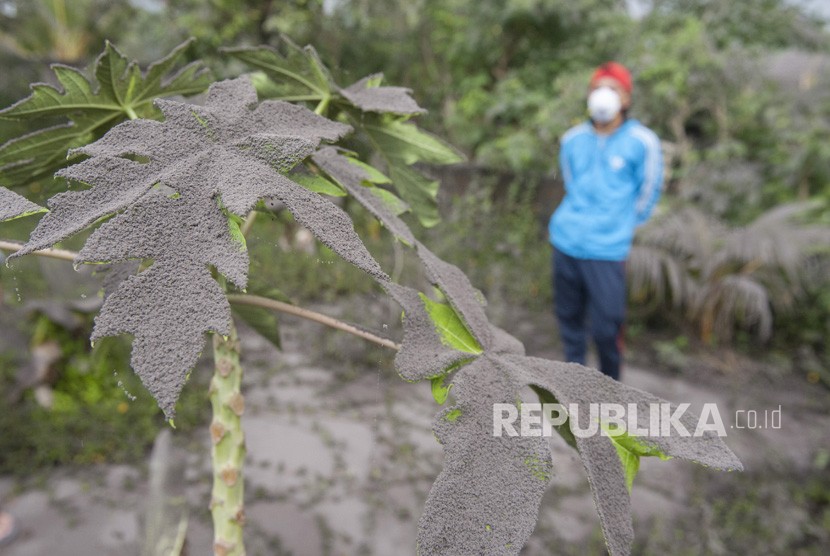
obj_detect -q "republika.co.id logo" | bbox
[493,402,782,438]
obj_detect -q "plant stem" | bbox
[314,95,331,115]
[210,321,247,556]
[227,293,400,350]
[0,240,77,262]
[240,211,257,237]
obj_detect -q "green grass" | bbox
[0,316,210,474]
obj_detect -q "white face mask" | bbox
[587,87,622,124]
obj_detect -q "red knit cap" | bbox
[590,62,633,93]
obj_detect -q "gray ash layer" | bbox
[339,74,427,115]
[0,186,44,222]
[312,147,417,246]
[417,356,552,555]
[11,77,357,418]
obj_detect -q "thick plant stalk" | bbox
[210,321,247,556]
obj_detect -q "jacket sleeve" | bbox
[559,140,572,192]
[633,127,663,226]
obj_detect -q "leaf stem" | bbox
[240,211,257,238]
[125,106,139,120]
[227,293,400,351]
[0,239,400,351]
[0,239,77,262]
[271,94,326,102]
[314,95,331,116]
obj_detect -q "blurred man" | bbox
[549,62,663,380]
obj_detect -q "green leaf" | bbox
[226,214,247,252]
[0,117,37,146]
[535,386,672,490]
[291,171,345,197]
[2,207,48,222]
[431,375,453,404]
[444,408,463,422]
[362,118,463,227]
[603,423,672,491]
[363,118,464,166]
[0,39,212,186]
[222,43,333,100]
[388,165,440,227]
[368,187,409,216]
[344,156,392,185]
[318,153,410,215]
[339,155,409,213]
[420,293,483,354]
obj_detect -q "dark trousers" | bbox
[552,248,626,380]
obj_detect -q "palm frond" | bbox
[708,201,830,288]
[635,202,830,343]
[694,274,773,343]
[636,205,722,265]
[628,244,695,309]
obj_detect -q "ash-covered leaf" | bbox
[0,39,212,186]
[266,174,388,282]
[228,43,463,227]
[312,147,416,245]
[500,354,743,556]
[12,77,352,259]
[417,357,552,555]
[96,260,141,300]
[415,246,492,350]
[511,356,743,472]
[339,74,427,115]
[76,190,249,417]
[16,156,161,254]
[0,187,45,221]
[310,146,743,555]
[314,148,490,349]
[12,76,361,418]
[383,282,476,382]
[77,190,248,288]
[93,256,230,417]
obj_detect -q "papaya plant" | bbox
[223,37,463,228]
[0,39,741,556]
[0,38,213,186]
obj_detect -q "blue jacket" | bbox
[549,118,663,261]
